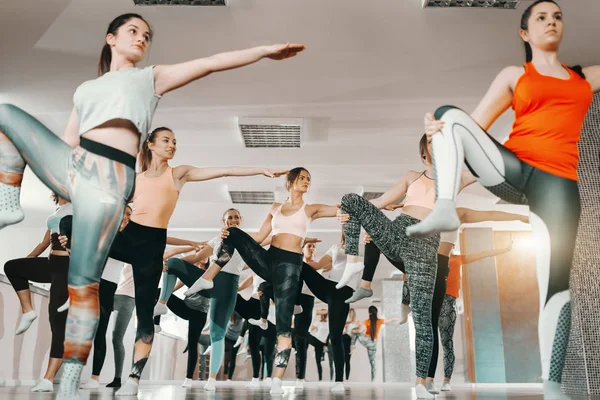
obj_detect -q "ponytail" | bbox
[139,126,172,172]
[98,43,112,76]
[524,42,533,63]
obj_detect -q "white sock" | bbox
[184,277,213,296]
[331,382,345,393]
[293,305,303,314]
[181,378,192,388]
[335,262,364,289]
[57,363,84,398]
[15,310,37,335]
[79,379,100,389]
[441,381,451,392]
[153,302,168,317]
[31,379,54,392]
[204,377,216,392]
[270,377,284,394]
[246,377,261,388]
[415,383,435,399]
[0,183,24,230]
[234,336,244,348]
[345,287,373,304]
[203,345,211,355]
[249,318,268,330]
[115,379,139,396]
[406,199,460,238]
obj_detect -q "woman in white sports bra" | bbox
[0,12,303,397]
[186,167,339,394]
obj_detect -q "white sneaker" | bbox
[204,378,216,392]
[182,378,192,388]
[249,318,268,330]
[246,378,260,388]
[331,382,345,393]
[270,377,284,394]
[80,379,100,389]
[415,383,435,399]
[441,381,451,392]
[295,379,305,389]
[31,379,54,392]
[115,379,139,396]
[263,377,272,387]
[426,381,439,394]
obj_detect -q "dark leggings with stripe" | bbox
[214,227,303,370]
[430,105,580,382]
[0,104,135,366]
[4,255,69,358]
[91,279,118,376]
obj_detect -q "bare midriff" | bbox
[82,119,140,157]
[271,233,304,254]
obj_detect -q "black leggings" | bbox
[110,220,167,379]
[168,296,207,379]
[363,240,406,281]
[92,279,118,376]
[294,293,315,380]
[342,334,352,380]
[310,336,329,381]
[301,263,353,382]
[224,338,241,378]
[235,295,263,379]
[214,227,303,370]
[4,254,69,359]
[432,105,581,382]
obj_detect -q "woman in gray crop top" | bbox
[0,12,304,398]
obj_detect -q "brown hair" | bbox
[139,127,172,172]
[98,13,153,76]
[419,134,431,164]
[285,167,310,191]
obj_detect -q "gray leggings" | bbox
[356,333,377,381]
[112,294,136,379]
[0,104,135,365]
[340,193,439,378]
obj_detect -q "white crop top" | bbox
[73,66,161,148]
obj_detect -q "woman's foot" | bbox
[270,377,284,394]
[80,379,100,389]
[56,363,83,399]
[345,287,373,304]
[246,378,261,388]
[31,379,54,392]
[184,278,213,296]
[153,302,168,317]
[203,377,216,392]
[406,199,460,238]
[426,382,439,394]
[441,381,451,392]
[115,379,139,396]
[0,183,24,230]
[57,298,69,312]
[335,262,364,289]
[181,378,193,388]
[248,318,268,330]
[415,383,435,399]
[15,310,37,335]
[400,304,410,324]
[331,382,345,393]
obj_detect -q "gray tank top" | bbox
[73,66,161,149]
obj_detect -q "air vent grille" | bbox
[423,0,520,8]
[229,191,275,205]
[238,117,302,148]
[133,0,226,6]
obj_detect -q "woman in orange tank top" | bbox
[409,1,600,397]
[106,126,286,392]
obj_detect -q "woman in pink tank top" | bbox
[185,167,339,394]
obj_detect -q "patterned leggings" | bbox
[356,333,378,381]
[439,294,457,379]
[340,193,439,378]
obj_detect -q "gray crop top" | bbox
[73,66,161,149]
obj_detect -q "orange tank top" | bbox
[364,318,384,341]
[446,254,465,298]
[403,173,435,210]
[504,63,592,181]
[131,166,179,229]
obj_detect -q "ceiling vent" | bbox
[229,190,275,205]
[133,0,227,6]
[422,0,521,8]
[238,117,302,148]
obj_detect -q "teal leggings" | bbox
[161,258,239,374]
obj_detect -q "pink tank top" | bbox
[403,173,435,210]
[131,166,179,229]
[271,203,311,238]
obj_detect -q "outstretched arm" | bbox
[462,244,512,265]
[180,245,215,265]
[306,254,332,271]
[153,44,305,95]
[370,171,419,210]
[163,246,196,260]
[457,208,528,224]
[173,165,287,187]
[238,273,254,292]
[309,204,340,220]
[166,236,207,249]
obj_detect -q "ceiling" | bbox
[1,0,594,305]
